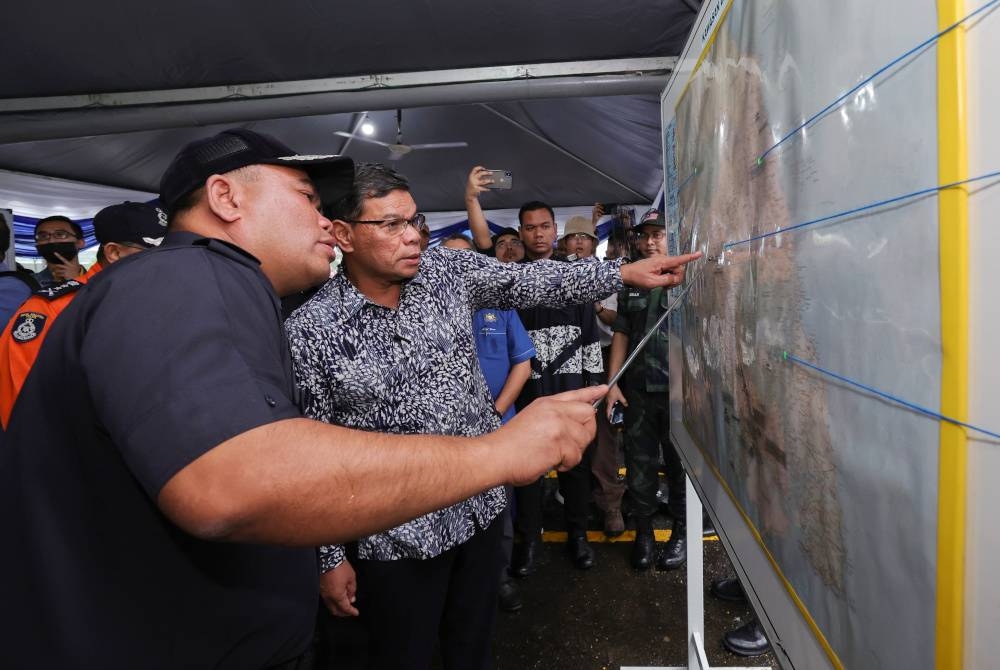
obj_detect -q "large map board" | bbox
[660,1,1000,668]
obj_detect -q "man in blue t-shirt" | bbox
[442,233,535,612]
[471,307,535,423]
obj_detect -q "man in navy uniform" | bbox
[0,129,607,669]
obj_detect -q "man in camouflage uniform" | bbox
[605,208,687,571]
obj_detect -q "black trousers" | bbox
[622,389,685,525]
[499,486,515,581]
[514,442,593,538]
[353,516,504,670]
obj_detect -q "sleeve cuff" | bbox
[318,544,347,573]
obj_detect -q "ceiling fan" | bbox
[335,109,468,160]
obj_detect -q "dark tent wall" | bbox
[0,1,699,252]
[1,2,696,98]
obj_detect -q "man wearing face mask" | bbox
[0,202,166,428]
[32,215,87,289]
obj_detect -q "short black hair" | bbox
[517,201,554,226]
[325,162,410,222]
[0,217,10,254]
[35,215,83,240]
[166,187,203,225]
[493,226,519,241]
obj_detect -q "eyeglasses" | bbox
[495,239,523,250]
[344,213,427,237]
[35,230,80,243]
[635,229,666,241]
[565,233,593,241]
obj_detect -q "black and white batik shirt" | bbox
[516,256,608,405]
[285,246,624,572]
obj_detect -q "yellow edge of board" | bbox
[690,437,845,669]
[935,1,969,669]
[674,0,734,111]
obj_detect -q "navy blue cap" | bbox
[94,202,168,248]
[159,128,354,214]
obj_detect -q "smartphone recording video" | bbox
[487,170,513,190]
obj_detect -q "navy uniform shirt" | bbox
[0,232,315,669]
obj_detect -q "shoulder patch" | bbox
[35,279,83,300]
[11,312,47,343]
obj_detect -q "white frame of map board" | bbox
[658,0,995,668]
[963,4,1000,668]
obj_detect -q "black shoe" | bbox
[512,539,539,578]
[567,532,595,570]
[630,531,656,571]
[710,577,746,602]
[656,521,687,571]
[497,579,523,612]
[723,618,770,657]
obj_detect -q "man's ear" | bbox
[203,174,242,223]
[331,219,355,252]
[102,242,123,263]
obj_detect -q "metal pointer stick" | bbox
[592,276,699,409]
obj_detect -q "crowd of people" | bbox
[0,128,772,668]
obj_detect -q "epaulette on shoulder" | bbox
[34,279,84,301]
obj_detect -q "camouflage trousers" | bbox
[622,389,686,526]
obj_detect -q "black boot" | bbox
[497,577,523,612]
[710,577,746,602]
[567,532,595,570]
[656,519,687,571]
[631,530,656,570]
[512,538,539,578]
[722,618,770,657]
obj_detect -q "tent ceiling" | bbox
[2,1,696,98]
[0,1,698,214]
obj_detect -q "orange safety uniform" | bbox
[0,263,102,428]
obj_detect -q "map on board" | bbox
[674,56,847,596]
[664,1,943,666]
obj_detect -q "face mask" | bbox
[37,242,79,265]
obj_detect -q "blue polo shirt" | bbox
[473,308,535,424]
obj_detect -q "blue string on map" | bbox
[722,169,1000,250]
[754,0,1000,166]
[676,167,700,195]
[782,351,1000,441]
